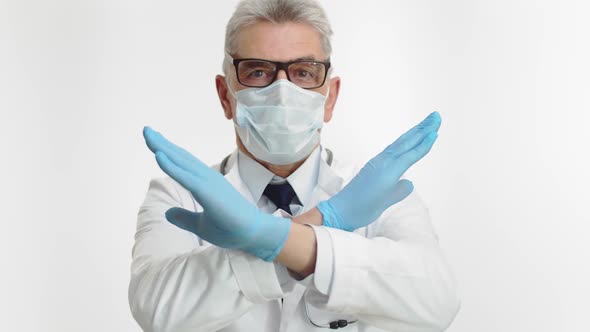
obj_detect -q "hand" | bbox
[317,111,442,231]
[143,127,291,262]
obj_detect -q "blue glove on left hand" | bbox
[317,111,441,231]
[143,127,291,262]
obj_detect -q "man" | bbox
[129,0,460,331]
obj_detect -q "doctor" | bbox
[129,0,460,331]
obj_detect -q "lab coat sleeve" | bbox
[308,224,334,294]
[307,190,461,332]
[128,177,283,332]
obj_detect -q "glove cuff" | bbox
[316,200,347,231]
[247,214,291,262]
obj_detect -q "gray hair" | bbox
[223,0,333,76]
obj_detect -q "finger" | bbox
[415,111,442,132]
[398,131,439,167]
[384,111,442,158]
[144,126,207,170]
[143,126,170,154]
[387,179,414,206]
[143,126,210,174]
[165,207,202,235]
[155,151,208,199]
[389,111,441,154]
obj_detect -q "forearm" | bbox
[292,207,323,226]
[304,191,460,331]
[315,227,460,331]
[274,208,323,276]
[132,177,285,331]
[129,248,253,332]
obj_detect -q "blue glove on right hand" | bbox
[317,111,442,231]
[143,127,291,262]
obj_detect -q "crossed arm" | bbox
[142,112,441,276]
[131,112,461,331]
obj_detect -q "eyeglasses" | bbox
[227,53,331,89]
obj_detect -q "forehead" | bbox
[235,21,325,62]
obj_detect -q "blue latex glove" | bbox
[143,127,291,262]
[317,111,442,231]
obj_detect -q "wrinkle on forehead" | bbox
[235,21,325,62]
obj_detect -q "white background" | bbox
[1,0,589,331]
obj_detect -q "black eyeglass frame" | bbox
[230,56,331,90]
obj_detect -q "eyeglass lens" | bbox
[237,60,326,88]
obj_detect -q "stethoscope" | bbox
[219,147,333,176]
[220,148,358,329]
[303,292,358,329]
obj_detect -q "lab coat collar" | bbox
[237,150,276,204]
[316,146,345,196]
[221,145,346,204]
[280,147,321,207]
[222,150,256,204]
[234,148,322,209]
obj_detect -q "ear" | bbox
[323,76,341,123]
[216,75,234,120]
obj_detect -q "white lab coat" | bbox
[129,148,460,332]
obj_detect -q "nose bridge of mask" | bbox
[236,79,326,108]
[253,80,289,107]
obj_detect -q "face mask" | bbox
[228,79,327,165]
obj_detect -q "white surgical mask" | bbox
[228,79,327,165]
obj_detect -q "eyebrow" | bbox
[291,56,317,62]
[233,53,320,62]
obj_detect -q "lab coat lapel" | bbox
[279,283,307,331]
[222,147,347,208]
[310,149,345,205]
[222,150,257,204]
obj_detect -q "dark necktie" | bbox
[263,182,297,215]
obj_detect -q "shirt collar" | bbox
[237,146,322,207]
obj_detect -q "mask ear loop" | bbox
[225,77,238,100]
[324,64,334,97]
[224,50,239,99]
[224,53,249,136]
[224,77,242,132]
